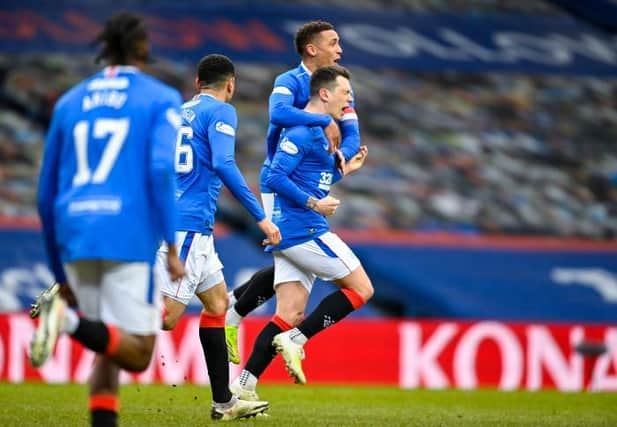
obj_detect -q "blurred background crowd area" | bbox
[48,0,569,15]
[1,0,616,239]
[267,0,567,15]
[3,53,616,239]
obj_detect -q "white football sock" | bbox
[238,369,258,390]
[288,328,308,346]
[226,306,243,327]
[228,290,237,307]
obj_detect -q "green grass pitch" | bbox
[0,382,616,426]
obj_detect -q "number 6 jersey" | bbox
[175,94,265,234]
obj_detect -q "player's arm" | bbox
[209,104,265,222]
[338,101,361,160]
[266,143,340,217]
[269,75,331,128]
[210,104,281,245]
[264,135,307,207]
[266,132,339,217]
[37,109,66,284]
[148,95,184,280]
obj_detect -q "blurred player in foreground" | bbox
[31,12,183,427]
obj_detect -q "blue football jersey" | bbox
[265,125,343,250]
[175,94,265,234]
[38,66,182,283]
[260,63,360,193]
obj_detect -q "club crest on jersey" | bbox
[280,137,298,155]
[215,121,235,136]
[182,108,196,123]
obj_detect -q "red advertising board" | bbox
[1,314,615,391]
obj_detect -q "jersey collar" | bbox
[194,93,217,100]
[103,65,140,77]
[300,62,312,76]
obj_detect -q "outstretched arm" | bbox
[269,75,331,128]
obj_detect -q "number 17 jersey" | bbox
[38,66,182,281]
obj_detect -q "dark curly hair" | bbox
[94,11,151,65]
[196,54,235,89]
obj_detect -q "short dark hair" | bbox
[294,21,335,56]
[94,11,150,65]
[197,54,235,89]
[309,65,350,97]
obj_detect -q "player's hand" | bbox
[336,145,368,176]
[324,119,341,153]
[314,195,340,217]
[166,244,185,282]
[258,218,282,246]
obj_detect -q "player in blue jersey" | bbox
[231,66,371,398]
[225,20,361,365]
[30,12,184,426]
[154,54,279,421]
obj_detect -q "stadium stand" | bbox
[267,0,568,15]
[2,53,616,238]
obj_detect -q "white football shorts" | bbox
[273,231,361,293]
[64,260,161,335]
[156,231,224,305]
[261,192,275,221]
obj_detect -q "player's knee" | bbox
[162,297,187,331]
[289,311,304,326]
[162,315,178,331]
[199,285,229,316]
[162,309,182,330]
[128,353,152,372]
[356,278,374,302]
[205,294,228,316]
[124,337,155,372]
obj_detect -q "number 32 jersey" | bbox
[38,66,182,282]
[265,125,343,251]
